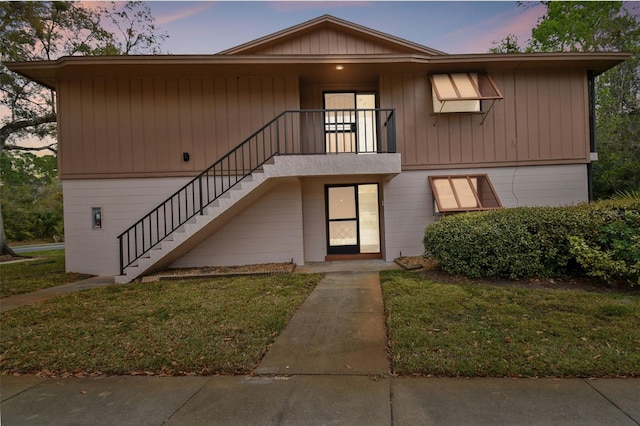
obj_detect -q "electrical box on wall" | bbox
[92,207,102,229]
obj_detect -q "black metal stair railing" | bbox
[117,108,395,275]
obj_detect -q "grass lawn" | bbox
[0,250,92,298]
[381,270,640,378]
[0,274,321,376]
[3,266,638,378]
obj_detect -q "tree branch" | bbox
[0,112,57,148]
[4,143,57,154]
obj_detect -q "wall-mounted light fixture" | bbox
[335,65,344,70]
[183,152,190,162]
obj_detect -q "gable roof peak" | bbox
[217,14,447,56]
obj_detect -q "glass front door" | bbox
[326,184,380,255]
[324,92,377,153]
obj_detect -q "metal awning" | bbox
[429,174,502,213]
[430,73,503,125]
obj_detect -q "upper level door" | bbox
[324,92,377,153]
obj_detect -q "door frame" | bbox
[324,183,382,259]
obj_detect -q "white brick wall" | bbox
[63,177,191,276]
[61,164,588,275]
[171,180,304,267]
[383,164,589,259]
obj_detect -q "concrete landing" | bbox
[256,271,389,376]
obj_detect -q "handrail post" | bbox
[198,175,204,215]
[119,235,124,275]
[276,118,280,155]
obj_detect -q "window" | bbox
[429,174,502,213]
[430,73,503,114]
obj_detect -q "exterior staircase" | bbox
[115,109,399,284]
[115,163,278,284]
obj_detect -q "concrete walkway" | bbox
[256,271,389,376]
[1,260,639,425]
[1,276,115,313]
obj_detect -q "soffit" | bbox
[5,51,630,91]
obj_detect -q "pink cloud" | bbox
[442,3,546,53]
[156,3,216,26]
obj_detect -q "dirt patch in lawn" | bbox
[394,256,638,295]
[140,262,297,282]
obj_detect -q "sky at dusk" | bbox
[146,1,548,55]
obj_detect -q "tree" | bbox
[0,151,62,242]
[491,1,640,199]
[0,1,168,255]
[488,34,523,54]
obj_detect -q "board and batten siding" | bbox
[56,74,300,179]
[235,27,415,55]
[57,67,589,179]
[383,164,589,259]
[379,69,589,169]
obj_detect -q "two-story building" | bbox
[6,15,629,283]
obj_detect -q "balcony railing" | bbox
[117,108,396,275]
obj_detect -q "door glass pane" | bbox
[325,93,355,109]
[358,184,380,253]
[325,132,356,153]
[356,95,377,153]
[329,221,357,246]
[325,95,356,153]
[328,186,356,219]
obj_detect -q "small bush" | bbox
[423,198,640,285]
[569,208,640,286]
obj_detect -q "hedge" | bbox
[423,198,640,286]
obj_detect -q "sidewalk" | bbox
[2,375,638,425]
[2,261,639,425]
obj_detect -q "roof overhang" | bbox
[4,51,631,91]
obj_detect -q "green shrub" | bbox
[423,198,640,285]
[569,208,640,286]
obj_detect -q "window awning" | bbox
[430,73,503,103]
[430,73,503,124]
[429,174,502,213]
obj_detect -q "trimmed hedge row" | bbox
[423,198,640,286]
